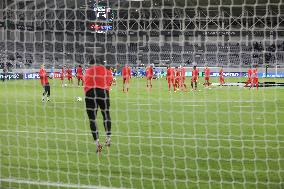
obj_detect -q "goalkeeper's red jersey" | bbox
[84,65,113,93]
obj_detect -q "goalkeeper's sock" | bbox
[95,139,100,146]
[95,139,102,153]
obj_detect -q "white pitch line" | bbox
[0,130,282,143]
[183,105,205,107]
[163,100,276,103]
[16,101,74,104]
[0,178,129,189]
[53,102,75,104]
[233,106,257,108]
[129,104,153,106]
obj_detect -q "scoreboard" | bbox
[87,1,115,33]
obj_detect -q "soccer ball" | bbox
[64,84,68,87]
[76,97,82,102]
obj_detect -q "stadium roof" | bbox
[3,0,283,9]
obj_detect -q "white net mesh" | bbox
[0,0,284,189]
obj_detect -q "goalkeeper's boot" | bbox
[47,97,50,102]
[96,144,103,154]
[41,96,45,102]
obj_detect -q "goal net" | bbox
[0,0,283,188]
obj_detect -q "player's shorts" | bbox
[167,77,175,83]
[67,76,72,79]
[253,78,258,84]
[192,77,197,82]
[123,77,130,83]
[246,78,252,82]
[77,75,83,80]
[146,76,153,80]
[205,76,210,81]
[219,77,224,81]
[60,75,64,80]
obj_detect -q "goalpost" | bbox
[0,0,283,189]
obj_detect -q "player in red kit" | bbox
[110,67,116,86]
[84,57,113,153]
[66,67,73,85]
[180,65,187,91]
[39,64,51,102]
[219,67,225,86]
[175,67,181,90]
[191,66,198,90]
[60,66,65,87]
[122,64,131,92]
[250,65,259,90]
[106,66,114,90]
[145,64,154,89]
[244,67,253,88]
[203,66,211,87]
[166,66,176,92]
[76,65,83,86]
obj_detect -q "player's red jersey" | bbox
[76,67,83,77]
[219,68,225,84]
[192,69,198,82]
[176,69,181,78]
[219,69,224,77]
[146,67,154,79]
[122,66,131,79]
[107,69,114,87]
[204,68,210,80]
[84,65,113,93]
[248,68,252,79]
[60,68,65,80]
[181,67,186,78]
[167,67,175,79]
[252,68,258,78]
[252,68,258,82]
[39,68,49,85]
[66,69,72,78]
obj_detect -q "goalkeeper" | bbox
[84,56,113,153]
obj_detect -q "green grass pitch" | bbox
[0,77,284,189]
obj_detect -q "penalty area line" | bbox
[0,178,130,189]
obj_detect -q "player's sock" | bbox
[105,136,111,147]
